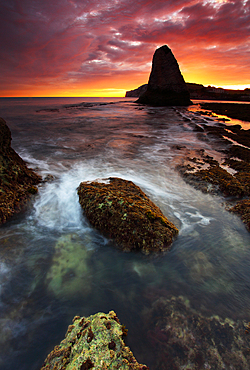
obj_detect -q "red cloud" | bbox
[0,0,249,96]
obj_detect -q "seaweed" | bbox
[78,177,178,254]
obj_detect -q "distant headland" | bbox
[126,82,250,102]
[125,45,250,103]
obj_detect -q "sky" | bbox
[0,0,249,97]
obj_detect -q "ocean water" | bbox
[0,97,250,369]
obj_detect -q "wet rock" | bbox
[78,177,178,254]
[144,295,250,370]
[230,199,250,231]
[0,118,41,224]
[40,311,148,370]
[137,45,192,106]
[200,102,250,123]
[45,234,92,298]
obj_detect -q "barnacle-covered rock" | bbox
[0,117,41,224]
[40,311,148,370]
[77,177,178,253]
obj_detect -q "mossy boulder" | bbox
[77,177,178,253]
[41,311,148,370]
[0,118,41,224]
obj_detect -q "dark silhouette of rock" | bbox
[78,177,178,254]
[0,117,41,224]
[137,45,192,106]
[125,84,147,97]
[40,311,149,370]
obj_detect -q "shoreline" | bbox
[177,102,250,231]
[199,102,250,122]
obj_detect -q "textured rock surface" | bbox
[78,177,178,253]
[0,118,41,224]
[41,311,148,370]
[144,295,250,369]
[137,45,192,106]
[230,199,250,231]
[176,111,250,232]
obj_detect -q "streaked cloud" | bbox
[0,0,249,96]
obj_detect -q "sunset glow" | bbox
[1,0,249,97]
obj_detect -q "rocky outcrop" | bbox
[0,117,41,224]
[78,177,178,254]
[137,45,192,106]
[125,84,147,98]
[41,311,148,370]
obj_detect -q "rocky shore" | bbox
[0,118,41,224]
[200,102,250,122]
[177,103,250,231]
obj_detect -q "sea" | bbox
[0,97,250,369]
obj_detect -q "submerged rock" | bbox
[45,234,92,298]
[41,311,148,370]
[137,45,192,106]
[144,295,250,369]
[0,117,41,224]
[78,177,178,253]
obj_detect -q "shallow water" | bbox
[0,97,250,369]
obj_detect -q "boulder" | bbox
[137,45,192,106]
[78,177,178,253]
[0,117,41,224]
[40,311,148,370]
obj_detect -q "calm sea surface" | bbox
[0,97,250,369]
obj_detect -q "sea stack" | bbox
[137,45,192,106]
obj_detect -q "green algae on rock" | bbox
[0,117,41,224]
[41,311,148,370]
[77,177,178,253]
[45,234,93,298]
[143,295,250,369]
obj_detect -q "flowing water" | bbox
[0,97,250,369]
